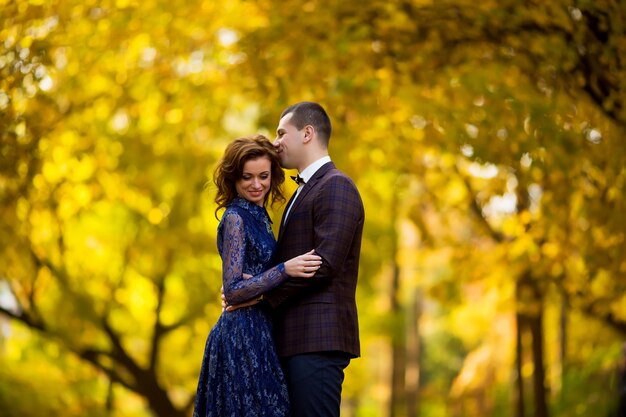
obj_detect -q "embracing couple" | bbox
[193,102,365,417]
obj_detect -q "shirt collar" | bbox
[299,156,331,183]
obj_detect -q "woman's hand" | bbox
[284,249,322,278]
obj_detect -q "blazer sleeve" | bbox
[264,174,364,308]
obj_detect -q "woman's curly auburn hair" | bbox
[213,134,286,217]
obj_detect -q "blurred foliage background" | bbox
[1,0,626,416]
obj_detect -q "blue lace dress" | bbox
[193,197,291,417]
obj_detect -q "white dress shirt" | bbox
[283,156,331,223]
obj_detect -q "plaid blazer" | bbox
[265,162,364,358]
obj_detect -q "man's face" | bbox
[273,113,303,170]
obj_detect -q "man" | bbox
[266,101,364,417]
[229,102,364,417]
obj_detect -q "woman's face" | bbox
[235,156,272,206]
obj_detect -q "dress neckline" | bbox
[231,197,272,223]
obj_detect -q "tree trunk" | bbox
[388,191,406,417]
[529,303,548,417]
[515,310,526,417]
[406,288,422,417]
[559,295,567,395]
[389,260,406,417]
[515,275,549,417]
[344,397,359,417]
[137,372,186,417]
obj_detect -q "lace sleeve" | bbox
[220,212,288,305]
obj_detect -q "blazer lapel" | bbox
[279,191,298,228]
[277,162,335,243]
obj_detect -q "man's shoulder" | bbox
[323,167,359,189]
[317,161,349,179]
[315,170,363,212]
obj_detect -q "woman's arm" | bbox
[220,211,289,305]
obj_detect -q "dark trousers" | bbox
[282,351,351,417]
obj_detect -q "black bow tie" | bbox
[290,175,305,185]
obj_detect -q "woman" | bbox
[193,135,321,417]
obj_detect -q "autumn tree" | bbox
[2,1,625,417]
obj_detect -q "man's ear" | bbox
[303,125,315,143]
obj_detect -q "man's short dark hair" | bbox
[281,102,332,146]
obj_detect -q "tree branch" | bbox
[580,303,626,336]
[77,348,136,392]
[101,318,145,384]
[148,243,177,372]
[390,3,625,127]
[0,305,45,332]
[455,165,506,243]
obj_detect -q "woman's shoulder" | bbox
[220,205,247,224]
[216,204,246,231]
